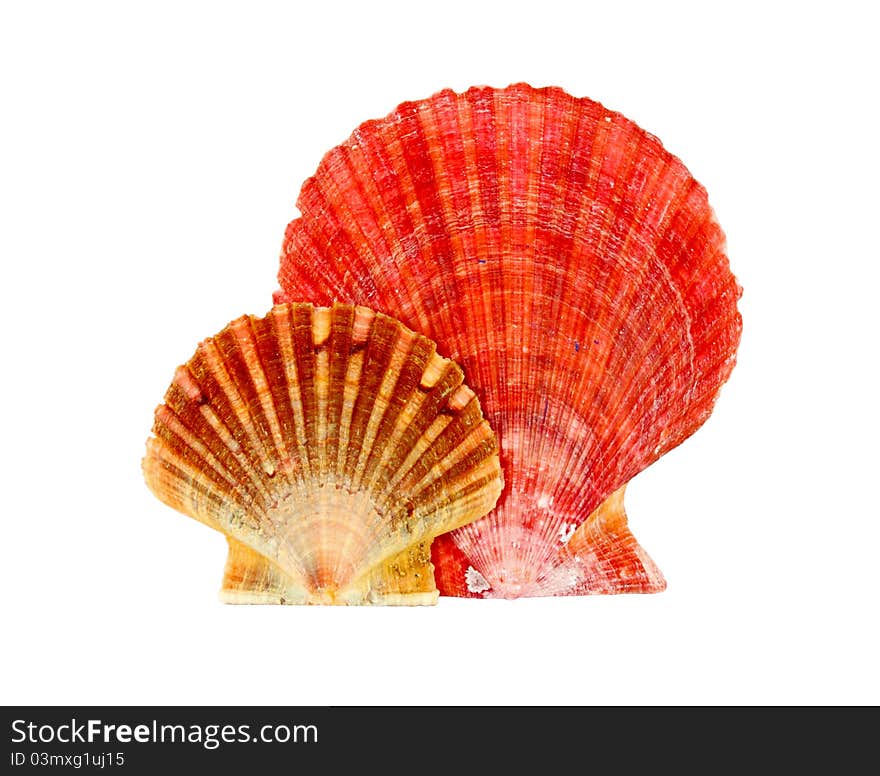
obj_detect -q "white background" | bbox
[2,1,877,705]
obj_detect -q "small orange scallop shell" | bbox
[142,302,503,605]
[276,84,742,598]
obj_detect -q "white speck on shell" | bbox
[465,566,490,594]
[559,523,576,544]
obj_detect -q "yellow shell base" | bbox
[220,537,439,606]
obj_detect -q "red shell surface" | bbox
[276,83,742,598]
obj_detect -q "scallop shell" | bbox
[275,84,742,598]
[143,302,503,605]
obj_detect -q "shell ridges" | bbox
[143,302,503,604]
[276,83,742,598]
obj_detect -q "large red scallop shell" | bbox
[276,83,742,598]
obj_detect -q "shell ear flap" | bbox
[431,485,666,598]
[221,537,438,605]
